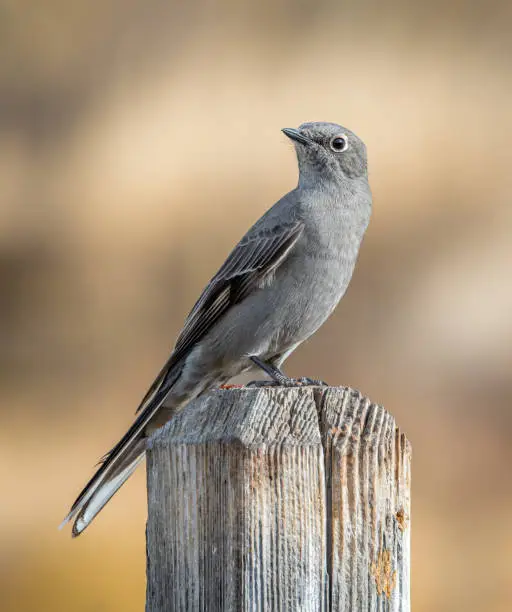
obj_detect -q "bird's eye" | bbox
[330,135,348,152]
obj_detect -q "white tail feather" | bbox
[71,453,145,536]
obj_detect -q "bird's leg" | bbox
[248,356,291,386]
[246,356,328,387]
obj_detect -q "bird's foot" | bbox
[294,377,329,386]
[245,379,281,388]
[248,356,328,387]
[246,376,328,388]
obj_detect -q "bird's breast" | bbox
[264,236,361,347]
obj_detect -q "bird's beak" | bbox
[282,128,311,146]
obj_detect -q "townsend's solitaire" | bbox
[61,121,372,536]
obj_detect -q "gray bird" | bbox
[60,121,372,536]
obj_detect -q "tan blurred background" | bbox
[1,1,511,610]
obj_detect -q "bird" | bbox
[60,121,372,537]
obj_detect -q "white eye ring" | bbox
[330,134,349,152]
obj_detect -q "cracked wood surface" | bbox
[146,387,411,611]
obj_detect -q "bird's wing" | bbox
[135,220,304,413]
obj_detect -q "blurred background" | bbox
[1,1,511,610]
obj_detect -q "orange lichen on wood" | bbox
[371,550,397,599]
[329,426,345,436]
[396,507,408,532]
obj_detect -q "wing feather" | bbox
[135,220,303,413]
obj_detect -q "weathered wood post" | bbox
[146,387,411,611]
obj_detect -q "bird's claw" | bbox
[295,377,329,387]
[245,380,281,388]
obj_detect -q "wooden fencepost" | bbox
[146,386,411,611]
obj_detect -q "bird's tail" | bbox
[60,369,177,536]
[60,442,146,537]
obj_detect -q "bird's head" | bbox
[282,122,368,185]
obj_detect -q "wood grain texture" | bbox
[146,387,411,611]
